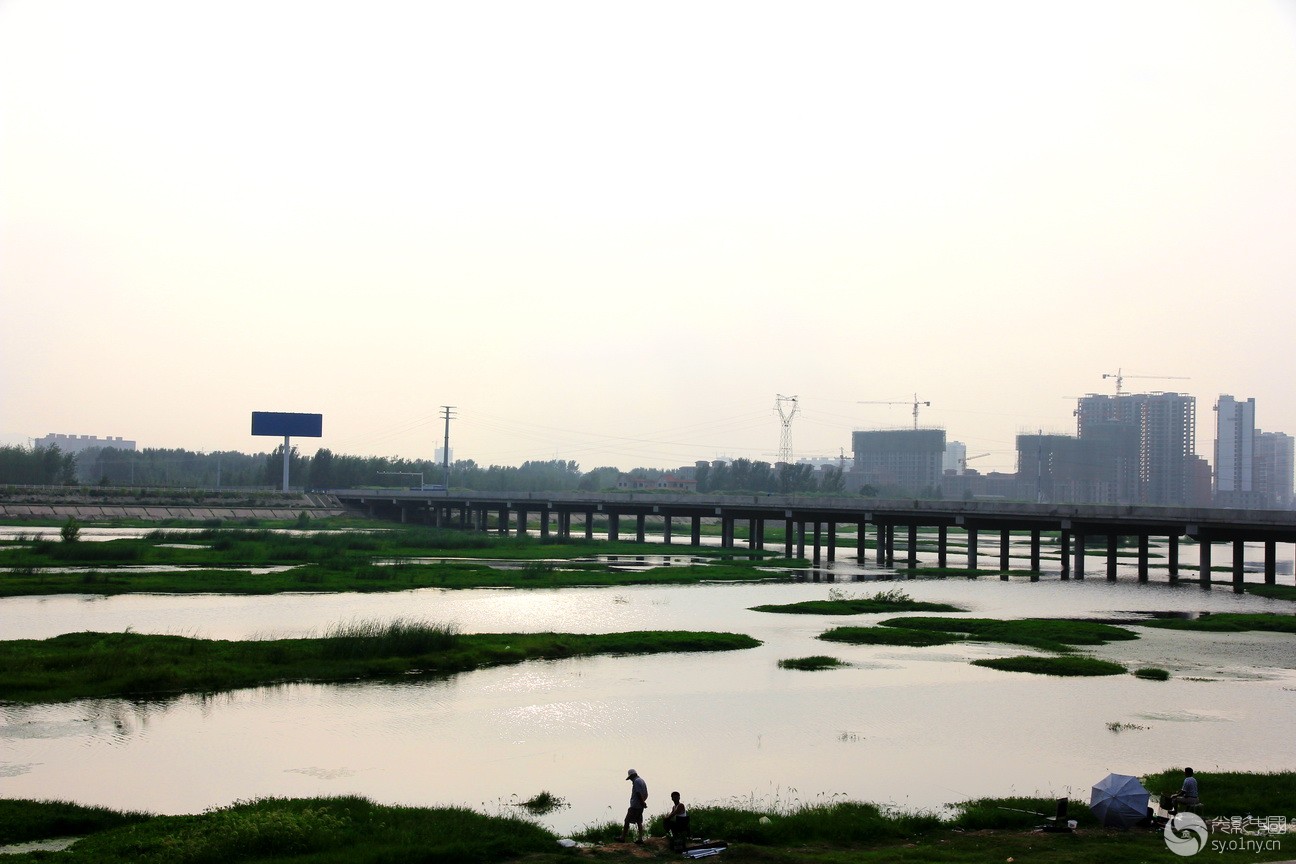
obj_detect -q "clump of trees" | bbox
[694,458,844,495]
[0,445,77,485]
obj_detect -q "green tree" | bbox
[308,448,335,489]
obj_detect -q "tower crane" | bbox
[858,394,930,429]
[959,452,990,470]
[1101,368,1189,396]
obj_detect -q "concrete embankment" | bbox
[0,491,347,522]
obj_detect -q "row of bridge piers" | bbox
[391,500,1288,593]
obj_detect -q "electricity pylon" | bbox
[774,394,799,465]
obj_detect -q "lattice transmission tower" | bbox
[774,394,799,465]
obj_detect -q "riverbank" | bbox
[3,768,1292,862]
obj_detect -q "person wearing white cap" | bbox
[620,768,648,843]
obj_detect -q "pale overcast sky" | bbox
[3,0,1294,473]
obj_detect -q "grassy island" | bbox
[1135,612,1296,635]
[750,588,963,615]
[0,624,760,704]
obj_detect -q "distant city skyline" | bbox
[4,1,1295,474]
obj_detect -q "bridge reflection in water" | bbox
[332,491,1296,593]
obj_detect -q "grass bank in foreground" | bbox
[0,625,761,704]
[5,770,1293,863]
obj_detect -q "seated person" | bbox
[1170,767,1199,812]
[664,791,689,849]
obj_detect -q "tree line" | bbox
[0,444,849,496]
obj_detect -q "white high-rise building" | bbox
[943,441,967,474]
[1214,395,1256,506]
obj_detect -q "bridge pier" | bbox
[608,512,620,542]
[938,525,948,569]
[1107,534,1118,581]
[1233,539,1245,593]
[585,510,595,540]
[636,513,646,543]
[875,523,884,566]
[797,522,806,559]
[812,521,822,564]
[999,530,1010,578]
[1168,534,1179,582]
[1265,540,1276,585]
[907,524,918,570]
[662,515,672,545]
[1198,537,1211,589]
[786,517,795,558]
[826,522,836,562]
[1060,530,1070,579]
[966,528,978,571]
[1029,530,1041,575]
[858,521,869,564]
[691,515,701,547]
[1074,533,1085,579]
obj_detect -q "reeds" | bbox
[318,617,460,659]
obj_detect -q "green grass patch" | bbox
[879,616,1141,652]
[1140,769,1296,818]
[948,796,1097,830]
[0,627,761,704]
[0,527,802,596]
[818,626,960,647]
[1134,666,1170,680]
[778,655,847,670]
[1245,584,1296,601]
[0,796,555,863]
[972,655,1128,676]
[751,588,963,615]
[1136,612,1296,634]
[0,799,152,846]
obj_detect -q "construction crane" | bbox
[858,394,930,429]
[1101,368,1189,396]
[959,452,990,470]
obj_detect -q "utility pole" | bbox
[440,405,456,492]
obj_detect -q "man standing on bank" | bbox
[620,768,648,844]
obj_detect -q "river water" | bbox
[2,538,1295,834]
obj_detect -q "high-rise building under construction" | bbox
[1075,392,1197,506]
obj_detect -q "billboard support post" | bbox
[251,412,323,493]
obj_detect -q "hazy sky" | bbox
[4,0,1295,473]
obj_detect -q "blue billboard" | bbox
[251,411,323,438]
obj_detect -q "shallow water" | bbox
[2,572,1295,834]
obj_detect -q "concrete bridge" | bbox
[333,490,1296,593]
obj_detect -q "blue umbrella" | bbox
[1090,773,1150,828]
